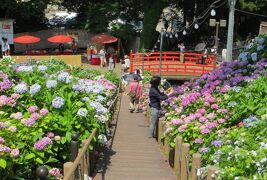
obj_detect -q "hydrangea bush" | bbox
[143,35,267,178]
[0,59,119,179]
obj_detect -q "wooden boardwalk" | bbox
[94,94,176,180]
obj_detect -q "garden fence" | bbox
[36,84,121,180]
[146,107,218,180]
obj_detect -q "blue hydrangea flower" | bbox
[211,140,223,147]
[82,97,90,102]
[95,95,105,102]
[243,116,259,128]
[231,86,242,93]
[17,66,33,73]
[52,96,64,109]
[14,83,28,94]
[30,83,41,96]
[77,108,88,117]
[58,72,70,82]
[257,45,264,51]
[239,52,249,61]
[251,53,257,61]
[256,37,265,45]
[37,65,47,72]
[90,101,108,114]
[46,80,57,89]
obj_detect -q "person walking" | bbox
[1,37,10,56]
[124,55,130,72]
[148,76,173,138]
[128,76,142,113]
[108,54,115,71]
[99,47,106,67]
[178,42,185,63]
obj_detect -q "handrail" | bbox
[63,84,120,180]
[63,128,97,180]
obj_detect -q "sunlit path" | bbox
[94,94,176,180]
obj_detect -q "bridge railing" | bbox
[130,51,217,76]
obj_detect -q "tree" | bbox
[0,0,55,33]
[239,0,267,11]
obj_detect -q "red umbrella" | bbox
[91,34,118,44]
[14,35,40,44]
[48,35,73,43]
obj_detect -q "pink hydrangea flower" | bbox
[28,106,38,113]
[10,148,20,157]
[199,116,207,123]
[30,113,40,121]
[220,85,230,93]
[0,144,11,153]
[197,108,206,115]
[34,137,52,150]
[218,118,225,124]
[40,108,49,115]
[178,124,187,133]
[207,113,216,120]
[211,104,219,110]
[171,119,183,125]
[10,112,23,120]
[204,102,210,106]
[49,168,61,179]
[194,138,203,144]
[47,132,55,138]
[0,136,5,144]
[11,93,20,99]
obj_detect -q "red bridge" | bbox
[130,51,217,80]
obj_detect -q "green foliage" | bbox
[140,0,167,50]
[104,71,120,85]
[239,0,267,11]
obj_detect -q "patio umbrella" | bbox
[14,35,40,44]
[47,35,73,43]
[195,43,206,51]
[91,34,118,44]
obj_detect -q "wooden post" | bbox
[164,127,170,159]
[82,140,89,177]
[71,133,79,162]
[191,153,202,180]
[181,143,190,180]
[64,162,74,180]
[79,149,85,180]
[174,136,183,179]
[207,166,218,180]
[158,119,163,144]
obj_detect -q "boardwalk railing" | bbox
[63,128,97,180]
[63,86,121,180]
[36,84,121,180]
[146,107,218,180]
[130,51,217,77]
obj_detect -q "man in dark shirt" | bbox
[148,76,173,138]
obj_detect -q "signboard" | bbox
[259,21,267,35]
[0,19,14,44]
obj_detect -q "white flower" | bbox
[98,134,107,145]
[52,96,64,109]
[29,83,41,96]
[37,65,47,72]
[46,80,57,89]
[77,108,88,117]
[14,83,28,94]
[251,150,257,156]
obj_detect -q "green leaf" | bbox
[0,159,7,169]
[61,137,67,144]
[35,158,44,164]
[46,157,58,164]
[25,153,35,160]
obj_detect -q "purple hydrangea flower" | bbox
[29,84,41,96]
[211,140,223,147]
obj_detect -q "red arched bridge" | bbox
[130,51,218,80]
